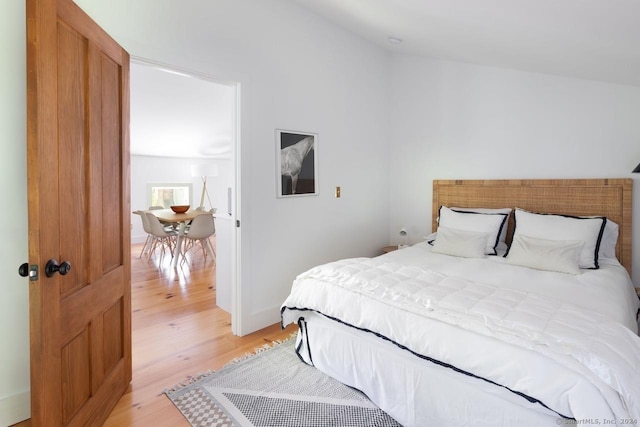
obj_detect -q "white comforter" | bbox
[281,242,640,425]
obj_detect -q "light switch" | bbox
[335,186,341,198]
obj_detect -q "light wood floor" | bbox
[106,242,297,426]
[14,241,296,426]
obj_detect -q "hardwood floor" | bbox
[103,242,296,426]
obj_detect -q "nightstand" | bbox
[382,245,398,254]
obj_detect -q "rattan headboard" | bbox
[432,179,633,275]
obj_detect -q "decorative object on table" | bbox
[164,336,400,427]
[170,205,190,214]
[191,163,219,210]
[398,227,409,248]
[276,129,318,197]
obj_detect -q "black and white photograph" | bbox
[276,130,318,197]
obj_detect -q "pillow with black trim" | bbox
[432,226,489,258]
[598,219,620,266]
[450,207,512,253]
[511,208,606,269]
[507,234,583,275]
[438,206,509,255]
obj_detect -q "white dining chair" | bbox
[136,210,154,258]
[143,212,178,260]
[181,214,215,264]
[148,205,180,231]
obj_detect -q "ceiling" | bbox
[292,0,640,87]
[131,1,639,158]
[130,62,235,159]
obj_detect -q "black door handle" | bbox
[45,259,72,277]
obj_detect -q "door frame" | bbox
[129,57,240,331]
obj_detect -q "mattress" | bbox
[281,242,640,427]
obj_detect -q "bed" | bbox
[281,179,640,427]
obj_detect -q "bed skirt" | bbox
[294,311,561,427]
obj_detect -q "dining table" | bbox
[136,208,213,267]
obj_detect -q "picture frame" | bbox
[276,129,318,197]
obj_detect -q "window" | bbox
[147,183,193,208]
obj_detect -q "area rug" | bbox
[164,336,401,427]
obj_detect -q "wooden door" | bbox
[26,0,131,425]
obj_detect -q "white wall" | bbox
[2,0,390,420]
[130,155,232,243]
[8,1,639,422]
[388,55,640,281]
[0,2,30,425]
[72,0,392,333]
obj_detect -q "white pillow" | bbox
[511,209,606,269]
[432,226,489,258]
[507,234,583,275]
[450,207,512,247]
[439,206,508,255]
[599,219,619,265]
[425,231,512,256]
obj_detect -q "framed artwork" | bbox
[276,129,318,197]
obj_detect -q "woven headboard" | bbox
[432,179,633,275]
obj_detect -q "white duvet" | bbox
[281,242,640,425]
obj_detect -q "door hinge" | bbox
[236,220,240,228]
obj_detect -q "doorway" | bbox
[129,58,239,328]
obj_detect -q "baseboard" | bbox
[0,390,30,426]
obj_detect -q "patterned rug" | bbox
[164,337,401,427]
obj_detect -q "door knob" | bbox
[45,259,72,277]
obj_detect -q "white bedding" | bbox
[281,242,640,426]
